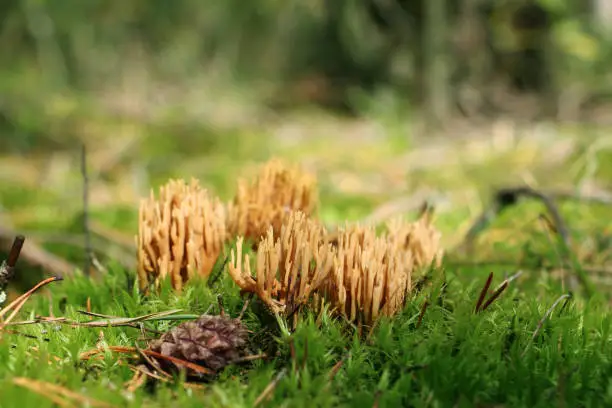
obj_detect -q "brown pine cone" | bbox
[148,315,249,376]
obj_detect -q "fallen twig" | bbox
[253,368,287,407]
[145,349,216,375]
[462,186,571,251]
[521,293,573,358]
[70,309,183,328]
[4,309,185,333]
[459,185,598,297]
[0,227,76,277]
[230,353,268,365]
[79,345,139,360]
[447,259,612,277]
[135,344,173,379]
[81,144,93,277]
[206,255,229,288]
[13,377,115,408]
[0,276,63,328]
[0,235,25,295]
[7,234,25,268]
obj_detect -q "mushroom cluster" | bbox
[227,159,317,245]
[136,178,227,292]
[228,211,335,324]
[136,159,444,327]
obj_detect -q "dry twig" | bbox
[253,368,287,407]
[0,235,25,293]
[0,227,75,277]
[521,293,573,357]
[13,377,115,408]
[0,276,63,330]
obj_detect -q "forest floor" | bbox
[1,104,612,407]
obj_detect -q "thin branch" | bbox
[462,186,571,251]
[447,259,612,278]
[206,255,228,288]
[7,235,25,268]
[135,345,173,379]
[229,353,267,364]
[13,377,114,408]
[81,144,93,277]
[459,186,598,297]
[0,235,25,290]
[521,293,573,358]
[238,293,253,320]
[253,368,287,407]
[0,227,76,278]
[0,276,63,326]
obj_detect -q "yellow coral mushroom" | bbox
[227,158,318,244]
[385,209,444,273]
[228,211,334,323]
[137,178,226,292]
[325,224,413,327]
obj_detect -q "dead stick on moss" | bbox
[238,293,253,320]
[207,255,228,288]
[0,276,63,325]
[461,186,571,251]
[460,187,596,296]
[538,214,576,293]
[135,345,173,379]
[81,144,93,276]
[0,235,25,290]
[7,234,25,268]
[446,259,612,277]
[253,368,287,407]
[230,353,267,364]
[521,293,573,358]
[0,227,76,278]
[140,349,216,376]
[13,377,114,408]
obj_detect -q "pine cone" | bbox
[148,315,249,376]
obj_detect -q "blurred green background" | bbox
[1,0,612,290]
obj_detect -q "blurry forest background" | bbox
[2,0,612,142]
[2,0,612,289]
